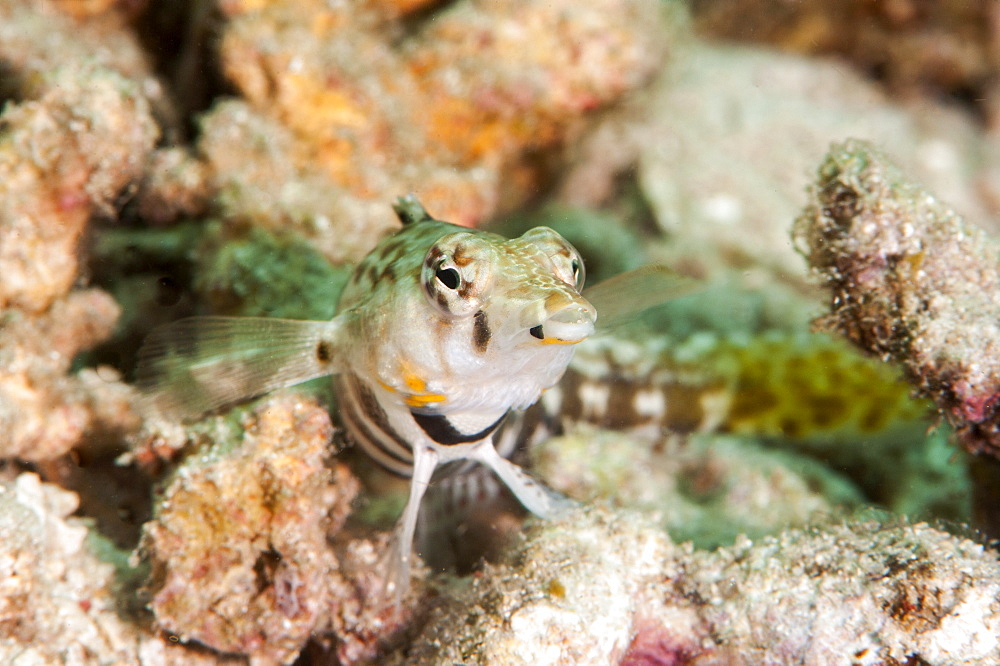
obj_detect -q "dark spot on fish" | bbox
[364,262,379,285]
[382,264,397,283]
[436,292,450,312]
[316,340,332,363]
[453,244,473,267]
[425,247,443,266]
[473,310,491,353]
[530,325,544,340]
[663,384,706,433]
[388,243,409,264]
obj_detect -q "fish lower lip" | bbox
[529,322,593,345]
[540,336,585,345]
[530,301,596,345]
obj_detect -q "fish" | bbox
[136,195,696,598]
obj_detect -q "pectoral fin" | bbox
[135,316,344,417]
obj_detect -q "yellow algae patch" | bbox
[719,335,930,439]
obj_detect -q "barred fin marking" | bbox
[584,265,700,330]
[136,316,343,417]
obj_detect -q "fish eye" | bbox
[518,227,586,289]
[436,266,461,290]
[567,251,585,289]
[422,233,493,317]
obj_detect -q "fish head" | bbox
[421,226,596,345]
[413,226,596,409]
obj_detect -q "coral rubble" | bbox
[397,508,1000,665]
[794,140,1000,460]
[0,64,157,461]
[0,472,227,665]
[0,0,172,124]
[562,41,995,291]
[691,0,1000,127]
[535,427,864,549]
[3,0,1000,662]
[202,0,670,263]
[0,64,157,313]
[139,394,413,665]
[0,289,140,461]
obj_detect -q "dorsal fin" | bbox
[393,194,435,226]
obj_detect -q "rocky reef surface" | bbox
[395,509,1000,664]
[3,0,1000,664]
[795,140,1000,460]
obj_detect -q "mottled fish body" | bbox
[139,197,632,597]
[332,202,595,480]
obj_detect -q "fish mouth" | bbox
[529,304,596,345]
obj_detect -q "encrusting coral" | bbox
[0,64,157,313]
[0,290,139,462]
[4,1,1000,663]
[0,0,174,128]
[794,140,1000,460]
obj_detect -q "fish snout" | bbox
[529,297,596,345]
